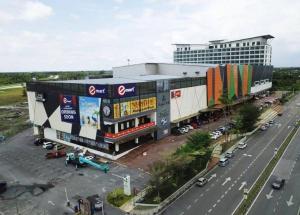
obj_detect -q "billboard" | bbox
[130,100,140,115]
[86,84,108,97]
[148,97,157,110]
[60,95,79,123]
[79,96,101,129]
[140,98,149,112]
[120,101,131,117]
[113,103,120,119]
[115,84,136,97]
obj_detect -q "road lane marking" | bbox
[194,198,199,203]
[222,177,231,186]
[208,209,212,213]
[221,194,225,199]
[187,205,191,210]
[200,193,204,197]
[217,199,220,203]
[213,204,216,208]
[179,212,184,215]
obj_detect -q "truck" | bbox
[46,150,66,159]
[65,153,109,173]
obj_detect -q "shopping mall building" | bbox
[26,63,273,160]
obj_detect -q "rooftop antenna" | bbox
[127,59,130,65]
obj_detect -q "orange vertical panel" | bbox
[233,64,238,97]
[207,68,213,105]
[243,65,248,96]
[214,66,223,104]
[227,64,231,96]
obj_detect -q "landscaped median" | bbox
[233,122,300,215]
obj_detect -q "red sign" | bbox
[104,122,155,139]
[171,90,181,99]
[88,85,96,96]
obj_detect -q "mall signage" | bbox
[60,95,79,123]
[86,84,108,97]
[115,84,136,97]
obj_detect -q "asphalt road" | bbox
[248,123,300,215]
[0,128,149,215]
[163,94,300,215]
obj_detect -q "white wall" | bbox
[170,86,207,122]
[251,82,272,94]
[113,63,157,77]
[27,91,36,122]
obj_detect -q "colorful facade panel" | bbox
[206,64,272,106]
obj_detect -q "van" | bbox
[238,142,247,149]
[219,158,229,167]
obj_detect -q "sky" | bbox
[0,0,299,72]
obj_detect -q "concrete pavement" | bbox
[163,93,300,215]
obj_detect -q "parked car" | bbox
[264,122,270,128]
[269,120,274,125]
[238,142,247,149]
[34,138,44,146]
[94,197,104,211]
[191,122,200,129]
[272,178,285,190]
[196,177,208,187]
[185,124,194,130]
[278,112,283,116]
[219,157,229,167]
[0,181,7,194]
[225,151,234,158]
[181,126,189,133]
[171,127,182,135]
[260,125,267,131]
[43,142,55,150]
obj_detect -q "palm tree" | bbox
[218,93,234,144]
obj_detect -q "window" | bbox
[247,42,249,46]
[236,43,239,47]
[229,44,231,47]
[220,44,223,48]
[256,41,261,45]
[252,42,255,46]
[243,43,246,47]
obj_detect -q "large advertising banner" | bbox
[148,97,157,110]
[79,96,101,129]
[120,101,131,117]
[113,103,120,119]
[86,84,108,97]
[130,100,140,115]
[60,95,79,123]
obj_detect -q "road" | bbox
[163,93,300,215]
[248,122,300,214]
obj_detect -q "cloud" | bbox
[0,0,299,72]
[20,1,53,21]
[0,1,53,24]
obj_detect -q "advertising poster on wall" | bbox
[148,97,157,110]
[140,98,149,112]
[79,96,101,129]
[60,95,79,123]
[120,101,131,117]
[130,100,140,115]
[113,103,120,119]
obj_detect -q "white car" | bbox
[42,141,53,149]
[210,133,218,140]
[238,142,247,149]
[181,127,189,133]
[185,125,194,130]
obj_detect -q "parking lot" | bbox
[0,128,149,215]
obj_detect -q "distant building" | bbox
[173,35,274,65]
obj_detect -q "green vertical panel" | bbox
[248,65,252,94]
[239,65,244,96]
[209,98,215,106]
[230,65,235,99]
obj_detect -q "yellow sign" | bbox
[130,100,140,115]
[120,101,131,117]
[140,98,149,112]
[113,103,120,119]
[148,97,156,110]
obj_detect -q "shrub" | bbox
[107,188,133,207]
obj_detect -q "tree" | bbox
[235,103,260,133]
[218,93,234,143]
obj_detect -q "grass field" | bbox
[0,87,27,106]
